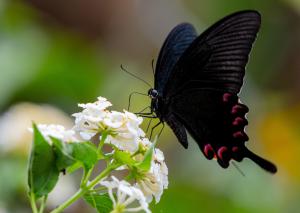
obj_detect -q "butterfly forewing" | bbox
[164,10,261,97]
[155,23,197,94]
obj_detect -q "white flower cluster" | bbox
[31,97,168,213]
[136,147,169,203]
[104,143,169,206]
[101,176,150,213]
[30,124,78,144]
[72,97,145,152]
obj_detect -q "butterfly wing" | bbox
[170,90,277,173]
[165,113,188,149]
[164,10,261,97]
[154,23,197,94]
[160,10,277,173]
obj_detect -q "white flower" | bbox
[105,111,145,153]
[136,148,168,203]
[31,124,79,144]
[101,176,151,213]
[107,133,139,153]
[78,97,112,111]
[136,171,161,204]
[124,111,144,137]
[103,111,124,129]
[153,149,168,191]
[72,97,112,140]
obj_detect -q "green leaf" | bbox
[51,137,76,171]
[70,142,98,171]
[52,139,98,173]
[136,136,157,171]
[83,193,113,213]
[28,124,59,199]
[114,150,136,166]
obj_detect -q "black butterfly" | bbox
[145,10,277,173]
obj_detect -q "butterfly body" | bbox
[148,10,277,173]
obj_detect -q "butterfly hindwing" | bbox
[170,89,276,173]
[165,113,188,149]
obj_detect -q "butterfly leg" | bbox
[131,106,152,116]
[135,111,155,116]
[146,118,153,133]
[149,120,163,140]
[158,122,165,138]
[135,105,154,116]
[134,106,154,116]
[137,106,151,114]
[137,115,157,118]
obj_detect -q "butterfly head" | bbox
[148,88,163,118]
[148,88,159,99]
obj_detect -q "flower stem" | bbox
[98,131,108,152]
[50,165,116,213]
[39,195,47,213]
[29,192,38,213]
[90,186,106,192]
[81,167,93,187]
[50,188,84,213]
[81,132,108,187]
[87,165,113,188]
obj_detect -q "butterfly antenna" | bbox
[151,59,155,76]
[231,161,246,177]
[121,64,152,88]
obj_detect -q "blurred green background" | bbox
[0,0,300,212]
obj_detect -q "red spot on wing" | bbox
[204,144,214,160]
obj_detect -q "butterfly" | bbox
[145,10,277,173]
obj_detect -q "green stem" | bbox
[81,132,108,187]
[29,191,38,213]
[98,132,108,152]
[50,188,84,213]
[87,165,114,188]
[81,167,93,187]
[50,165,116,213]
[90,186,106,192]
[39,195,47,213]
